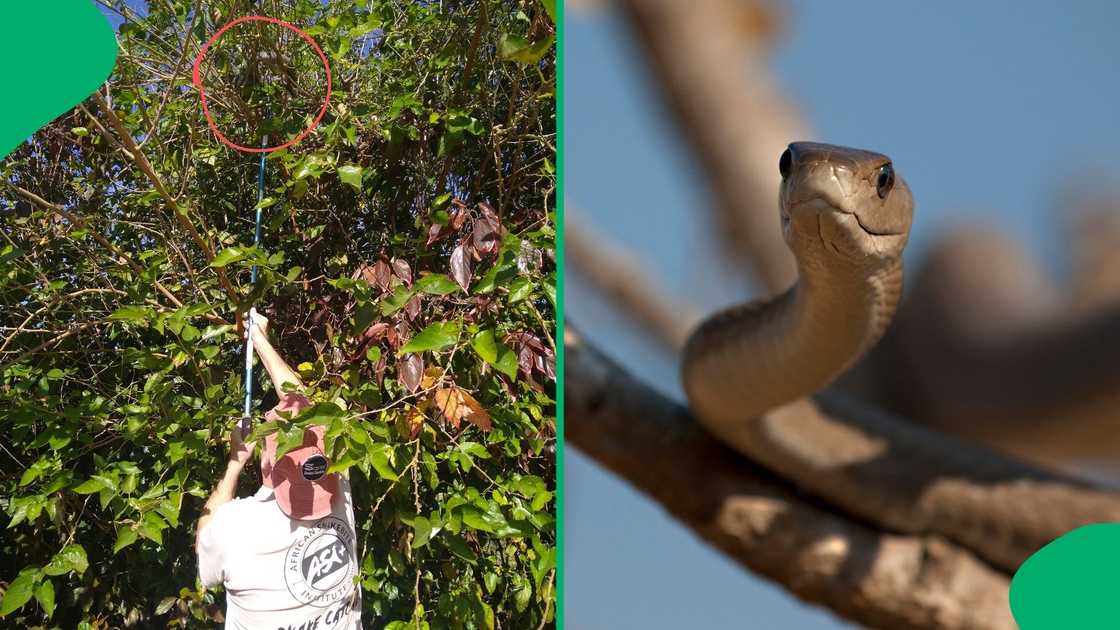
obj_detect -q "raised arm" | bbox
[247,308,303,398]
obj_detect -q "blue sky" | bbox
[565,2,1120,628]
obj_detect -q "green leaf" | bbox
[155,596,177,615]
[369,444,398,481]
[444,534,478,564]
[499,34,554,65]
[411,516,432,548]
[508,277,533,303]
[200,324,232,341]
[139,512,165,546]
[380,285,416,316]
[366,346,382,363]
[338,164,363,190]
[415,273,460,296]
[33,578,54,618]
[471,330,519,379]
[72,477,105,494]
[399,321,460,355]
[209,246,246,268]
[255,196,277,210]
[539,0,556,22]
[108,305,150,323]
[0,568,39,617]
[42,544,87,576]
[114,527,138,554]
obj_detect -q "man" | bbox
[196,309,362,629]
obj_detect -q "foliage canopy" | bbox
[0,0,556,627]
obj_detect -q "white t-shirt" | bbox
[198,477,363,629]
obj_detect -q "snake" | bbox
[681,141,1120,572]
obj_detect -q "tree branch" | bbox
[617,0,808,292]
[565,330,1016,630]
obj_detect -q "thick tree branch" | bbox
[617,0,808,292]
[565,330,1016,630]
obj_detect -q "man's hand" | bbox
[228,422,256,468]
[238,307,270,339]
[249,307,269,338]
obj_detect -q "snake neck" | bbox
[683,259,903,427]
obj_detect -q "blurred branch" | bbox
[566,330,1016,630]
[617,0,808,292]
[565,211,699,350]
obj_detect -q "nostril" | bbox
[779,148,793,179]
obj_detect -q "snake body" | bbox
[682,142,1120,572]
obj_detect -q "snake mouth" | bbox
[848,211,906,237]
[786,196,906,239]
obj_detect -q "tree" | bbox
[0,0,556,627]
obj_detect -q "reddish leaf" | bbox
[449,204,468,230]
[374,353,388,385]
[404,294,422,321]
[399,353,424,392]
[450,244,472,292]
[372,258,392,291]
[427,223,451,247]
[509,332,556,392]
[391,258,412,286]
[352,263,377,287]
[473,202,502,256]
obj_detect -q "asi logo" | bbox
[284,516,356,607]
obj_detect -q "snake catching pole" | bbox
[241,133,268,435]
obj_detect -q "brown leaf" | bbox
[473,202,503,256]
[352,263,376,286]
[405,405,426,439]
[391,258,412,286]
[399,353,424,393]
[449,204,468,230]
[372,258,392,291]
[450,244,472,292]
[404,294,421,321]
[374,353,388,385]
[426,223,451,247]
[432,387,466,430]
[510,332,556,392]
[420,366,443,390]
[431,386,492,432]
[457,389,493,432]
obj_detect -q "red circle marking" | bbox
[191,15,332,154]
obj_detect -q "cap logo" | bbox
[302,454,329,480]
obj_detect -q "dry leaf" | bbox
[432,386,492,432]
[405,405,426,439]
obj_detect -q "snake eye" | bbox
[779,148,792,179]
[876,163,895,199]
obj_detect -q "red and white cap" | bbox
[259,393,338,520]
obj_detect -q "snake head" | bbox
[778,142,913,267]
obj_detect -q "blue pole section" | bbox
[241,134,268,434]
